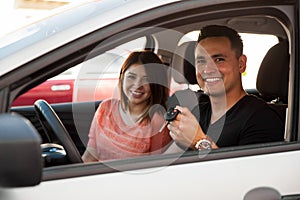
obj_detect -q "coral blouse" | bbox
[87,99,172,161]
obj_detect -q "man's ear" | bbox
[239,55,247,73]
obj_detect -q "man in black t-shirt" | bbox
[198,95,284,147]
[167,25,284,150]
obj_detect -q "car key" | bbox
[159,107,180,132]
[164,107,180,122]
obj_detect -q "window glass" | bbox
[240,33,278,89]
[12,37,147,106]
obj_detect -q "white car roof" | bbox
[0,0,180,76]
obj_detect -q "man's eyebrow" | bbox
[196,54,226,59]
[211,54,226,59]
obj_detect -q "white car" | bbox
[0,0,299,199]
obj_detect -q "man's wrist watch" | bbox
[195,137,213,151]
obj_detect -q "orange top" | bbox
[87,99,172,161]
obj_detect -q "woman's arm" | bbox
[82,147,98,163]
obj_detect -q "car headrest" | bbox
[171,41,198,85]
[256,41,289,103]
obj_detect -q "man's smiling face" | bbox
[195,36,245,97]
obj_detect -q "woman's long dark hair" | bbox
[118,51,170,119]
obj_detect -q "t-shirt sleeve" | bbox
[238,106,284,145]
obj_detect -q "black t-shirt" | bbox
[196,95,284,147]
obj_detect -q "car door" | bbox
[1,0,300,199]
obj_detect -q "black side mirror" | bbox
[0,113,42,187]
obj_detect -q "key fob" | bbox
[164,107,180,122]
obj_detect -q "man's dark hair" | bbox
[197,25,243,58]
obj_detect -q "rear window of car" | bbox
[12,36,148,106]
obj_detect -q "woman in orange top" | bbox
[82,51,172,162]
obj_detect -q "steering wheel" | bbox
[34,99,82,164]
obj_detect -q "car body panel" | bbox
[3,149,300,200]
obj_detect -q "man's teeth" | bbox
[205,77,221,82]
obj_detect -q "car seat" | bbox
[171,41,198,86]
[256,40,289,125]
[167,41,209,118]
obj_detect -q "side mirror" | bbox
[0,113,42,187]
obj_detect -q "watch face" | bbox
[201,141,211,149]
[197,139,212,150]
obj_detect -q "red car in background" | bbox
[12,76,74,106]
[12,52,123,106]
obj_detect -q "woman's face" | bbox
[122,64,151,107]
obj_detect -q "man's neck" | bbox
[209,89,246,124]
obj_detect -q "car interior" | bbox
[9,8,292,168]
[256,40,289,137]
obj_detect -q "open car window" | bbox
[11,12,292,167]
[34,20,290,167]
